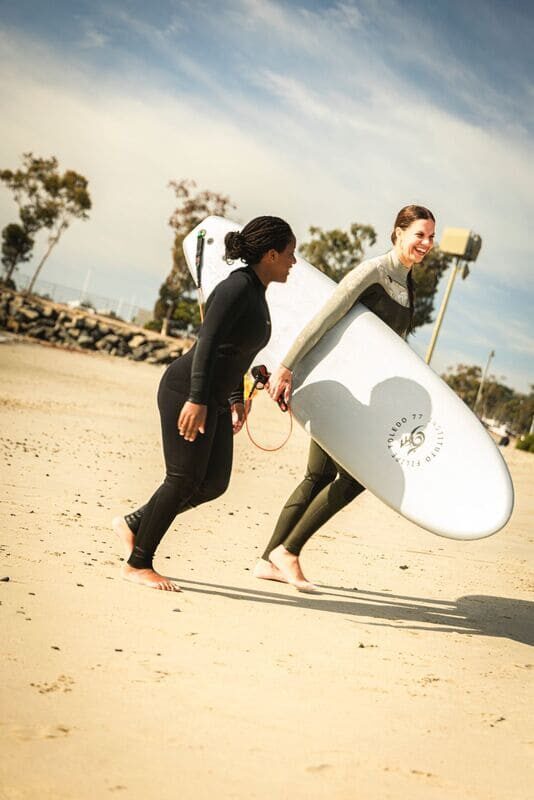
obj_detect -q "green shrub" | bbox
[516,433,534,453]
[144,318,162,332]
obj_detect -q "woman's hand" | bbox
[177,401,207,442]
[231,400,250,435]
[267,366,293,406]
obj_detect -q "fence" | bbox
[13,272,152,326]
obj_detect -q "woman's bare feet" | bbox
[267,545,319,593]
[121,564,181,591]
[253,558,289,584]
[112,516,136,560]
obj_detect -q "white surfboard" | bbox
[183,216,514,540]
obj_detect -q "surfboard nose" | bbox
[401,434,514,540]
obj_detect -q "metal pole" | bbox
[425,256,461,365]
[81,269,91,302]
[473,349,495,416]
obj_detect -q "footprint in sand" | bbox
[30,674,74,694]
[2,723,71,741]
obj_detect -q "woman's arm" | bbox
[282,259,378,370]
[189,275,248,404]
[179,275,248,442]
[267,260,378,404]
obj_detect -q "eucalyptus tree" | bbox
[155,179,235,332]
[1,152,91,293]
[1,223,34,284]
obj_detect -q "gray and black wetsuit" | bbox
[127,266,271,570]
[262,250,414,559]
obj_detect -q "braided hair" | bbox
[390,205,435,336]
[224,216,294,265]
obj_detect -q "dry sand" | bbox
[1,339,533,800]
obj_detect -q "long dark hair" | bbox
[224,216,294,265]
[391,205,435,335]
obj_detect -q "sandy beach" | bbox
[1,339,532,800]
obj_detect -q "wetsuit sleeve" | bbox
[282,260,379,370]
[229,376,244,406]
[189,276,248,404]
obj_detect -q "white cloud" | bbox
[0,28,355,294]
[235,0,320,50]
[0,9,532,392]
[327,2,364,30]
[78,22,108,49]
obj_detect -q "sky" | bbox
[0,0,533,393]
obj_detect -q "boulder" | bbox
[17,307,40,322]
[129,334,147,350]
[77,333,95,348]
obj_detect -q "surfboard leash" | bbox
[195,229,206,322]
[243,365,293,452]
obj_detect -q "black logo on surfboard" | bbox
[386,414,444,468]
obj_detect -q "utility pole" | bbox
[81,269,91,303]
[473,349,495,417]
[425,227,482,366]
[425,256,462,365]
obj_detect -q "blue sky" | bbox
[1,0,533,392]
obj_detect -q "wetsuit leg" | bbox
[188,406,233,507]
[124,407,232,535]
[262,440,365,559]
[262,440,337,559]
[127,384,233,570]
[125,505,147,535]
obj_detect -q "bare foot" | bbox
[121,564,181,592]
[112,516,136,560]
[268,546,320,593]
[253,558,289,584]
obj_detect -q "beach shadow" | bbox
[173,578,534,647]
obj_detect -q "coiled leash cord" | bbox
[243,365,293,452]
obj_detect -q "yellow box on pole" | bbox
[440,227,482,262]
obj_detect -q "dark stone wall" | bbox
[0,290,193,365]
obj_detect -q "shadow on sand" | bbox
[172,577,534,647]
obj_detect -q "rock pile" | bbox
[0,289,192,365]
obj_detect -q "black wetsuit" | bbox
[263,250,413,559]
[127,266,270,569]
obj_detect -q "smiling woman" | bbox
[255,205,436,592]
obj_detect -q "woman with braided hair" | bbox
[255,205,436,592]
[113,215,296,591]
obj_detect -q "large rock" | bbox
[129,334,147,350]
[17,307,40,322]
[77,333,95,348]
[130,342,154,360]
